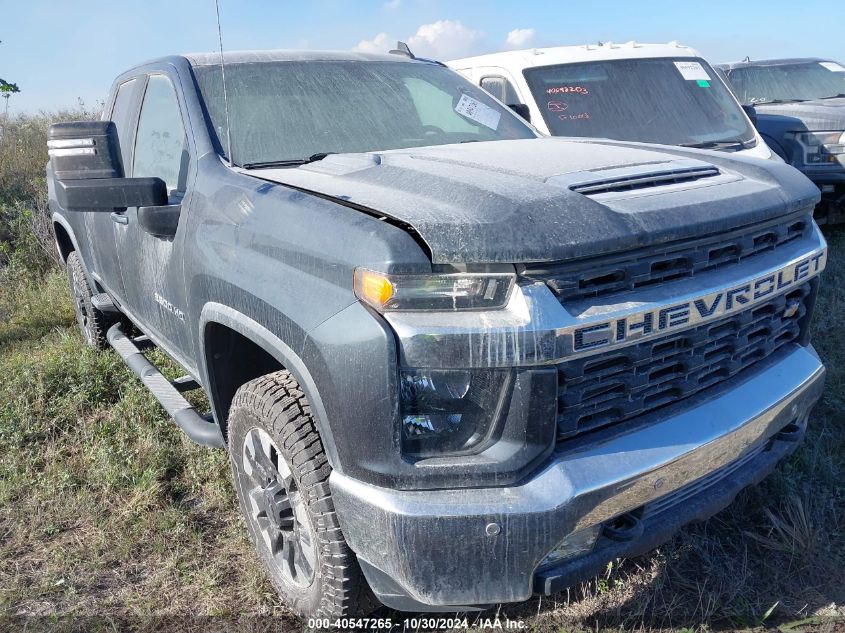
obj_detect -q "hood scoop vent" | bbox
[559,159,721,196]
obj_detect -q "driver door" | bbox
[114,72,195,367]
[84,77,141,302]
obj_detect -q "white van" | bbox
[448,42,774,160]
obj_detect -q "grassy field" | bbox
[0,111,844,632]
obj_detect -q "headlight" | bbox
[354,268,515,312]
[792,130,845,164]
[399,368,512,458]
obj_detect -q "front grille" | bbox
[556,282,813,441]
[521,215,810,303]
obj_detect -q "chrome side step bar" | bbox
[107,323,224,448]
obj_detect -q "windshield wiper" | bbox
[819,93,845,100]
[242,152,335,169]
[679,137,753,150]
[755,98,807,105]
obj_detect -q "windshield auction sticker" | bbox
[820,61,845,72]
[546,85,589,95]
[455,94,501,130]
[673,61,711,81]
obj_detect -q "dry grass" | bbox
[0,278,294,631]
[0,110,843,632]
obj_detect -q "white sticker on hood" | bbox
[820,61,845,72]
[673,61,711,81]
[455,94,501,130]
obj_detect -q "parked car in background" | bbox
[717,58,845,224]
[448,42,773,160]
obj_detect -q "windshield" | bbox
[193,60,535,167]
[522,57,755,147]
[725,61,845,104]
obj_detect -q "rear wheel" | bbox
[228,370,376,618]
[66,251,108,349]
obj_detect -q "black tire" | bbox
[66,251,108,349]
[228,370,377,618]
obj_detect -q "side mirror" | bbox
[741,103,758,126]
[137,203,182,238]
[508,103,531,123]
[48,121,167,211]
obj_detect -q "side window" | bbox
[133,75,189,194]
[109,79,138,172]
[480,75,519,104]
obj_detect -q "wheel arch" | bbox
[52,213,103,294]
[52,213,78,263]
[199,302,340,468]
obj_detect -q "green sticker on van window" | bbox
[697,80,710,88]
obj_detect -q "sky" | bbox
[2,0,845,113]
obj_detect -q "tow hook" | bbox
[775,420,805,443]
[602,511,644,542]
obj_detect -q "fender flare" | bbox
[51,212,101,291]
[51,212,80,261]
[198,302,341,469]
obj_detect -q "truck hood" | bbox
[755,98,845,131]
[243,137,819,264]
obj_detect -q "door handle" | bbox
[110,212,128,225]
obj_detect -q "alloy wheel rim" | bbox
[242,427,317,588]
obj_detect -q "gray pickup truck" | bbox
[717,58,845,224]
[47,50,827,617]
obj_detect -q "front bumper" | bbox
[330,344,825,610]
[798,169,845,223]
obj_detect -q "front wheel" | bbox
[228,370,376,618]
[66,251,108,349]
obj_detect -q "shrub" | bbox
[0,103,100,276]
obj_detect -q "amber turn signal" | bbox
[354,269,395,309]
[353,267,515,312]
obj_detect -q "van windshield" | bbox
[523,57,755,149]
[193,60,535,167]
[724,61,845,105]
